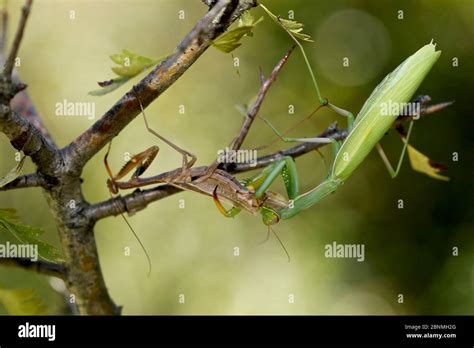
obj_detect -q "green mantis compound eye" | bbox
[261,206,280,226]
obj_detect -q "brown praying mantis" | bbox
[103,90,294,267]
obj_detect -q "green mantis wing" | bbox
[332,42,441,181]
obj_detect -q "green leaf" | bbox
[109,49,158,77]
[212,11,263,53]
[0,286,47,315]
[89,50,166,96]
[260,4,313,42]
[0,209,63,262]
[0,156,26,188]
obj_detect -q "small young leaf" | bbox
[0,286,47,315]
[212,11,263,53]
[109,49,159,77]
[406,144,450,181]
[260,4,313,42]
[0,156,26,188]
[0,209,63,262]
[89,50,166,96]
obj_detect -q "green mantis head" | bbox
[260,206,280,226]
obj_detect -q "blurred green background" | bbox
[0,0,472,315]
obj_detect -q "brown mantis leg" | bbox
[104,142,160,194]
[134,88,196,182]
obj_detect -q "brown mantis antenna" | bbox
[269,225,291,263]
[104,141,153,276]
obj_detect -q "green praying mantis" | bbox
[203,6,452,227]
[229,41,448,222]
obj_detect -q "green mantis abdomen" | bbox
[332,42,441,181]
[278,42,442,220]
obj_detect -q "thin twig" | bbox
[0,2,8,53]
[0,257,66,279]
[201,45,295,177]
[230,45,295,152]
[3,0,32,77]
[0,172,46,190]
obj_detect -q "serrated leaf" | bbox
[89,50,166,96]
[0,286,47,315]
[0,156,26,188]
[0,209,63,262]
[260,4,313,42]
[406,144,450,181]
[109,49,159,77]
[212,11,263,53]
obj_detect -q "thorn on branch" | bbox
[11,81,27,94]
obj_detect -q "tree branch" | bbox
[0,1,56,147]
[0,0,258,315]
[3,0,32,77]
[0,172,46,190]
[0,0,59,174]
[10,89,56,147]
[86,124,348,221]
[0,257,66,279]
[63,0,257,172]
[0,2,7,53]
[0,107,60,175]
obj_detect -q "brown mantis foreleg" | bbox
[134,88,196,181]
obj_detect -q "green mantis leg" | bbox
[261,117,342,161]
[376,119,415,178]
[244,156,299,200]
[327,103,355,130]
